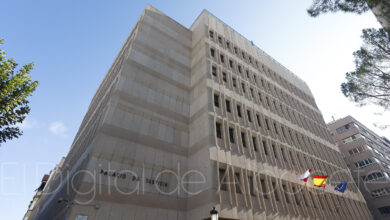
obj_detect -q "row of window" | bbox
[214,121,354,186]
[379,206,390,216]
[209,48,325,130]
[213,92,344,168]
[348,145,371,156]
[210,71,332,144]
[361,172,389,182]
[208,29,317,108]
[371,186,390,198]
[354,158,375,169]
[342,133,362,144]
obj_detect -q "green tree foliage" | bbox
[0,39,38,144]
[307,0,372,16]
[341,28,390,109]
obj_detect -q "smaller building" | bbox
[328,116,390,219]
[23,157,65,220]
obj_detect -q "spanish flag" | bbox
[313,175,328,188]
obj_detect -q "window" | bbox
[210,48,215,57]
[214,94,219,107]
[232,77,237,87]
[241,132,247,148]
[234,46,238,54]
[219,168,227,191]
[290,151,295,165]
[252,137,258,152]
[220,54,225,63]
[258,93,263,103]
[260,179,268,199]
[246,70,250,78]
[282,184,290,203]
[362,172,386,182]
[242,51,246,59]
[237,105,242,117]
[272,144,278,158]
[263,140,268,155]
[222,72,227,82]
[281,148,286,161]
[248,176,255,196]
[273,123,278,134]
[241,83,245,93]
[218,36,222,44]
[256,114,261,127]
[212,66,217,76]
[379,206,390,216]
[235,172,241,193]
[229,127,235,143]
[209,30,214,38]
[272,182,279,201]
[229,59,233,68]
[225,100,231,112]
[238,65,242,73]
[247,110,252,122]
[226,41,230,49]
[216,122,222,139]
[265,118,270,130]
[75,216,88,220]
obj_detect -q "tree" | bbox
[307,0,389,31]
[0,39,38,144]
[307,0,390,110]
[341,28,390,109]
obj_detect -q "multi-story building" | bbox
[328,116,390,219]
[28,5,371,220]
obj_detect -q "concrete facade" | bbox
[28,5,371,220]
[328,116,390,219]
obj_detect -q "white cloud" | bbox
[18,118,38,129]
[49,121,67,137]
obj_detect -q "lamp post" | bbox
[210,206,218,220]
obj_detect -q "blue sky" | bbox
[0,0,387,219]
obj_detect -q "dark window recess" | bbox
[218,36,222,44]
[226,100,231,112]
[254,75,257,83]
[222,72,227,82]
[214,94,219,107]
[209,30,214,38]
[234,47,238,54]
[235,172,241,193]
[241,83,245,93]
[232,78,237,87]
[249,176,255,196]
[250,88,254,97]
[229,127,235,143]
[212,66,217,76]
[256,114,261,127]
[274,123,278,134]
[246,70,250,78]
[229,60,233,68]
[258,93,263,103]
[263,141,268,155]
[237,105,242,117]
[238,65,242,73]
[247,110,252,122]
[210,48,215,57]
[283,184,290,203]
[266,96,270,106]
[252,137,258,152]
[242,52,245,59]
[272,145,278,158]
[289,151,295,165]
[216,122,222,139]
[226,41,230,49]
[379,206,390,216]
[260,179,268,199]
[272,182,279,201]
[219,168,227,191]
[241,132,247,148]
[265,119,270,130]
[281,148,286,161]
[220,54,225,63]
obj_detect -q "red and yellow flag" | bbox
[313,175,328,188]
